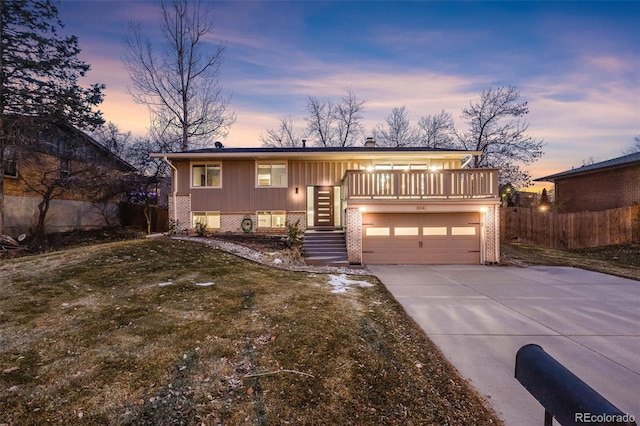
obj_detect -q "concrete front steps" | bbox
[302,229,349,267]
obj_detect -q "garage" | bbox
[362,212,481,264]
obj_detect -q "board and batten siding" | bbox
[174,159,366,212]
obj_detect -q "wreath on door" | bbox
[241,217,253,233]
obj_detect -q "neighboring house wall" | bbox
[3,194,118,235]
[555,167,639,213]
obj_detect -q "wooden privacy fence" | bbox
[119,202,169,233]
[500,205,640,249]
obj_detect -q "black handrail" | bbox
[515,344,636,426]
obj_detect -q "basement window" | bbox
[192,212,221,229]
[257,211,286,228]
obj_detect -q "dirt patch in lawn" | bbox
[501,242,640,281]
[1,238,501,425]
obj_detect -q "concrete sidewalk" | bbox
[369,265,640,426]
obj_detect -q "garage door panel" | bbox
[362,212,480,264]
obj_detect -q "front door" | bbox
[313,186,334,227]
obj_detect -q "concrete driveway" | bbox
[368,265,640,426]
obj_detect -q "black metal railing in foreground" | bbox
[515,344,637,426]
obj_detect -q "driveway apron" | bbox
[368,265,640,426]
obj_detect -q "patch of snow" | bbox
[195,282,215,287]
[158,281,173,287]
[327,274,374,293]
[273,258,282,264]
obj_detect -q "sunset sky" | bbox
[56,1,640,190]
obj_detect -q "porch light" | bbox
[359,207,367,212]
[479,207,488,213]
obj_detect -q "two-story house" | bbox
[152,141,500,265]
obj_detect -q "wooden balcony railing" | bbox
[342,169,499,200]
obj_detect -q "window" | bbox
[59,158,70,178]
[2,147,17,177]
[257,162,287,187]
[3,159,17,178]
[192,212,221,229]
[192,163,221,187]
[365,227,390,236]
[423,227,447,236]
[452,227,476,236]
[257,211,286,228]
[394,227,418,236]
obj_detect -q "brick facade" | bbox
[555,166,640,213]
[173,209,307,234]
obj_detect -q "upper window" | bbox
[257,162,287,187]
[192,163,221,187]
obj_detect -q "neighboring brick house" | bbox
[152,141,501,265]
[2,119,136,235]
[534,153,640,213]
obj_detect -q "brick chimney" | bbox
[364,137,376,147]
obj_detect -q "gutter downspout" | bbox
[162,157,178,222]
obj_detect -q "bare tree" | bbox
[457,86,544,187]
[122,0,235,152]
[622,135,640,155]
[417,110,456,149]
[92,121,132,158]
[305,96,335,147]
[373,106,419,147]
[19,146,127,242]
[304,87,366,147]
[334,87,366,147]
[122,135,171,234]
[582,156,600,166]
[260,116,302,147]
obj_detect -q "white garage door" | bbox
[362,212,480,264]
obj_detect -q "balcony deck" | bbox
[342,169,499,201]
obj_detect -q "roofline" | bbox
[534,152,640,182]
[67,124,137,172]
[150,147,482,161]
[4,114,138,172]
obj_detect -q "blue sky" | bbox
[57,1,639,189]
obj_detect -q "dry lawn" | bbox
[501,242,640,281]
[0,238,501,425]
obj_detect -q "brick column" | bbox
[168,194,191,232]
[345,207,362,264]
[484,205,500,263]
